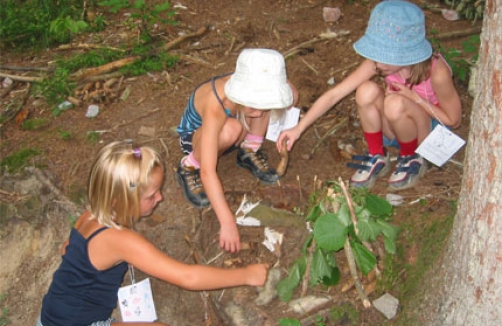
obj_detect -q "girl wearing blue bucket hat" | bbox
[176,48,298,253]
[277,0,461,190]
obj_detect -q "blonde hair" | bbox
[87,140,163,229]
[408,55,434,86]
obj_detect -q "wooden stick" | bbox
[0,65,50,72]
[57,43,125,52]
[0,72,43,83]
[283,31,346,59]
[432,26,482,41]
[163,25,209,51]
[301,241,316,297]
[70,56,142,81]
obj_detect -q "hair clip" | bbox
[129,181,137,191]
[132,147,141,159]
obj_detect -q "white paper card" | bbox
[265,107,301,142]
[416,124,465,167]
[117,278,157,322]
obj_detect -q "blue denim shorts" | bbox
[384,118,441,148]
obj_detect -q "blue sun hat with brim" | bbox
[353,0,432,66]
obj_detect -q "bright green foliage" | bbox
[98,0,177,40]
[277,182,398,302]
[49,16,89,43]
[0,0,89,48]
[430,31,480,83]
[0,148,41,173]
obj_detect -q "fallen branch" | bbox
[339,179,372,308]
[163,25,209,51]
[57,43,125,52]
[283,30,349,60]
[177,54,214,68]
[432,26,482,41]
[0,72,43,83]
[301,241,316,297]
[0,65,50,72]
[70,56,142,81]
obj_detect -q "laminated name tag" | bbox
[416,124,465,167]
[117,277,157,322]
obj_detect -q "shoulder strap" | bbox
[211,72,233,110]
[87,226,109,242]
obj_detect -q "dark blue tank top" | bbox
[40,227,128,326]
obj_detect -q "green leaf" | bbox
[365,193,392,217]
[322,266,341,286]
[377,219,399,241]
[337,203,351,227]
[306,203,323,222]
[277,257,306,302]
[383,234,397,254]
[310,248,334,285]
[356,218,382,242]
[313,214,347,251]
[351,241,376,275]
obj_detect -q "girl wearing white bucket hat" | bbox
[277,0,461,190]
[176,48,298,253]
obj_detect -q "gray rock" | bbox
[372,292,400,319]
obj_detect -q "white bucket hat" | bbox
[224,48,293,110]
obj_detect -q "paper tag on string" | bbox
[416,124,465,167]
[117,278,157,322]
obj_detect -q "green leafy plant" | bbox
[49,16,89,43]
[0,0,89,48]
[0,148,41,173]
[430,31,480,83]
[277,181,398,302]
[98,0,177,41]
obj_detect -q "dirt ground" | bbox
[0,0,478,325]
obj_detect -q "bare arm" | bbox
[278,59,376,151]
[429,59,462,128]
[112,230,268,290]
[198,102,241,253]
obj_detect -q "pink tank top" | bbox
[385,55,452,106]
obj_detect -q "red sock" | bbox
[397,138,418,156]
[364,131,385,156]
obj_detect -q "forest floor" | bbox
[0,0,479,325]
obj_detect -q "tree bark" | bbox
[422,0,502,324]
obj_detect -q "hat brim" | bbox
[354,36,432,66]
[224,77,293,110]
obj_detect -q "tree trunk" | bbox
[422,0,502,324]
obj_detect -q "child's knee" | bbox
[221,118,244,143]
[355,80,382,106]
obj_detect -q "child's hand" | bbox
[245,263,270,286]
[220,222,241,253]
[277,128,300,152]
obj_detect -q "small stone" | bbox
[86,104,100,118]
[373,292,399,319]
